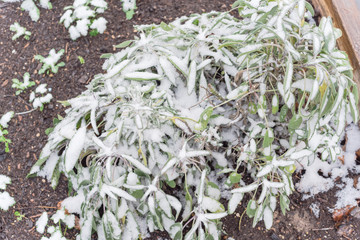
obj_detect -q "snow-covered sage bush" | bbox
[35,49,65,75]
[9,22,31,40]
[12,72,35,95]
[0,175,16,211]
[30,0,359,239]
[60,0,108,40]
[2,0,52,21]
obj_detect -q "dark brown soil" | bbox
[0,0,359,240]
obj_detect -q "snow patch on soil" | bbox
[296,123,360,211]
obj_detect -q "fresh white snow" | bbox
[36,212,48,234]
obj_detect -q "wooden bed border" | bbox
[312,0,360,106]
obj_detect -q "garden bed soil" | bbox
[0,0,359,239]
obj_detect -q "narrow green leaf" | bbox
[288,115,302,132]
[114,40,133,49]
[160,22,172,31]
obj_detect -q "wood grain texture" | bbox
[312,0,360,102]
[312,0,360,105]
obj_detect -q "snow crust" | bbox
[36,212,48,234]
[296,124,360,211]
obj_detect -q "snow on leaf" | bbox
[256,164,272,178]
[231,183,258,193]
[167,194,182,219]
[298,0,305,18]
[105,60,131,78]
[36,212,48,234]
[196,59,212,71]
[0,175,11,190]
[0,191,15,211]
[197,170,207,204]
[184,150,210,158]
[104,210,122,238]
[122,211,140,239]
[124,72,162,81]
[202,196,224,213]
[184,218,200,240]
[148,195,156,215]
[65,125,86,172]
[101,184,136,202]
[156,191,172,217]
[263,179,285,189]
[290,149,313,159]
[159,56,176,84]
[239,44,263,54]
[228,193,243,214]
[0,111,14,128]
[169,223,182,240]
[168,56,188,76]
[187,61,197,94]
[90,107,99,135]
[122,154,151,174]
[161,158,178,175]
[284,55,293,92]
[263,206,273,229]
[203,212,227,220]
[226,84,249,99]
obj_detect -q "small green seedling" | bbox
[12,72,36,95]
[14,211,25,221]
[34,49,65,75]
[78,56,85,64]
[0,111,14,153]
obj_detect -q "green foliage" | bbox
[12,72,36,95]
[14,211,25,221]
[122,0,137,20]
[0,127,11,153]
[77,56,85,64]
[0,111,14,153]
[89,29,99,37]
[31,1,358,239]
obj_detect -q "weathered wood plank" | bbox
[312,0,360,104]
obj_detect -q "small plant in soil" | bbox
[12,72,36,95]
[0,175,15,211]
[60,0,108,40]
[59,0,138,40]
[29,84,53,111]
[77,56,85,65]
[4,0,53,22]
[121,0,137,20]
[0,111,14,152]
[14,211,25,221]
[9,22,31,40]
[30,0,359,239]
[35,49,65,75]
